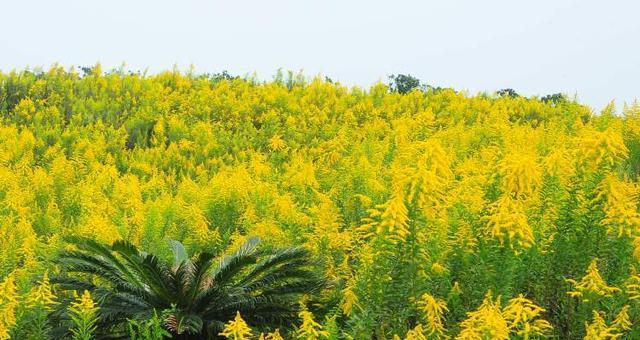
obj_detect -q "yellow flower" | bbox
[418,293,448,336]
[577,126,628,171]
[68,290,100,340]
[405,324,428,340]
[451,221,477,254]
[597,174,640,237]
[264,329,285,340]
[566,259,620,300]
[498,150,541,197]
[25,271,57,310]
[296,310,329,339]
[625,269,640,300]
[219,312,253,340]
[407,165,447,220]
[543,144,575,179]
[69,290,98,316]
[285,154,319,189]
[341,279,358,317]
[273,193,311,225]
[268,134,286,151]
[0,274,18,340]
[430,262,447,276]
[502,295,552,339]
[611,305,632,332]
[484,195,534,249]
[457,292,509,340]
[308,196,350,252]
[363,183,410,243]
[584,310,622,340]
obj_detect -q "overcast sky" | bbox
[1,0,638,110]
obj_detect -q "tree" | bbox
[541,93,566,104]
[50,236,323,339]
[497,88,519,98]
[388,74,423,94]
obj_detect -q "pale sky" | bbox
[1,0,639,110]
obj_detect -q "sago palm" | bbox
[50,236,323,339]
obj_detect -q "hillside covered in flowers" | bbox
[1,65,640,339]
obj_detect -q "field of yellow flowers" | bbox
[1,65,640,339]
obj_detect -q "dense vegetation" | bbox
[1,65,640,339]
[50,236,322,339]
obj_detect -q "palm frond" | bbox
[211,236,261,285]
[51,235,323,338]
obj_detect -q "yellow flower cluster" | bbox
[295,310,329,339]
[502,295,553,339]
[499,150,541,197]
[219,312,253,340]
[418,293,448,337]
[577,127,629,171]
[259,329,285,340]
[458,292,552,340]
[484,195,534,249]
[457,293,510,340]
[376,188,411,241]
[24,272,57,310]
[69,290,98,318]
[566,259,620,300]
[0,275,17,340]
[597,175,640,237]
[404,324,428,340]
[583,308,631,340]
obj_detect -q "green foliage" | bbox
[388,74,423,94]
[497,88,519,98]
[541,92,567,104]
[51,236,323,338]
[128,311,171,340]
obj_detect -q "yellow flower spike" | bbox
[25,271,57,310]
[577,127,628,171]
[502,295,552,339]
[68,290,100,340]
[611,305,632,332]
[341,279,358,317]
[542,144,575,180]
[404,324,428,340]
[219,311,253,340]
[484,195,534,249]
[69,290,98,316]
[268,134,286,151]
[265,329,285,340]
[375,186,410,242]
[625,269,640,300]
[597,174,640,237]
[418,293,448,337]
[430,262,447,276]
[0,274,18,340]
[296,310,329,339]
[285,154,319,189]
[584,310,622,340]
[498,150,541,197]
[457,292,509,340]
[566,259,620,300]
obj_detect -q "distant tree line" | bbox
[388,74,568,104]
